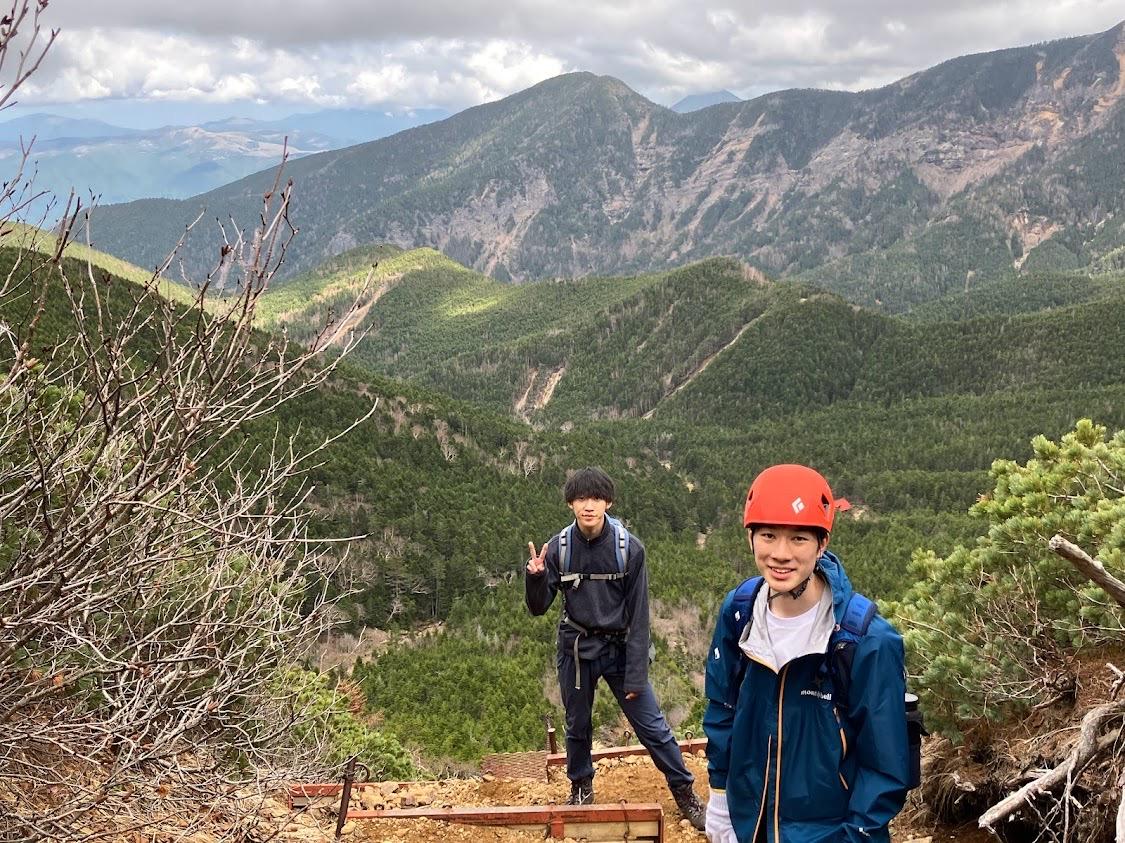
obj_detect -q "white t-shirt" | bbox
[765,600,820,669]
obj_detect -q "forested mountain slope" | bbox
[255,245,1125,430]
[10,231,1111,599]
[903,269,1124,320]
[88,23,1125,310]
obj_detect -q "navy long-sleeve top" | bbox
[525,516,650,692]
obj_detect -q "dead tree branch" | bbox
[979,700,1125,835]
[1049,534,1125,610]
[0,151,371,841]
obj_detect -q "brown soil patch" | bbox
[1095,47,1125,113]
[297,754,711,842]
[297,752,966,842]
[10,750,987,841]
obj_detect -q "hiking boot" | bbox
[568,777,594,805]
[670,783,705,831]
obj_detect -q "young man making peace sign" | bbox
[525,467,705,830]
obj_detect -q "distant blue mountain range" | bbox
[0,107,450,210]
[0,114,143,143]
[670,90,742,113]
[199,107,449,147]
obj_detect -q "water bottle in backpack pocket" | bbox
[905,692,928,789]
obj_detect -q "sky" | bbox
[3,0,1123,128]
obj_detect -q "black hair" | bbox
[564,467,615,503]
[748,524,829,546]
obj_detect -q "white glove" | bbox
[705,790,738,843]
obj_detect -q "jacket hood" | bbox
[817,549,855,622]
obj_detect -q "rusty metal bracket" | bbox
[335,757,358,839]
[302,756,373,838]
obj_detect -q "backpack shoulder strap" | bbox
[558,521,575,575]
[559,519,629,586]
[829,591,877,710]
[731,576,764,635]
[839,592,877,637]
[725,576,764,690]
[605,515,629,575]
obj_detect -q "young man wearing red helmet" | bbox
[703,464,910,843]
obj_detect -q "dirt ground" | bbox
[282,751,953,843]
[1,745,984,842]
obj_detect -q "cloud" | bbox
[465,41,568,99]
[18,0,1125,115]
[346,65,413,104]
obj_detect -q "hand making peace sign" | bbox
[527,541,547,575]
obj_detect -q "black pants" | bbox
[557,643,693,788]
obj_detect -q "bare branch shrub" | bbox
[1,175,376,840]
[0,17,377,829]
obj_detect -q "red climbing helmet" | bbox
[743,464,848,532]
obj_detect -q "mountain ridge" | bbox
[255,244,1125,428]
[87,22,1125,310]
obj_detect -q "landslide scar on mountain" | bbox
[514,368,539,420]
[678,113,770,243]
[1094,39,1125,114]
[1010,212,1061,270]
[536,366,566,410]
[441,172,554,278]
[642,313,766,419]
[318,273,404,350]
[603,114,662,224]
[515,364,566,421]
[482,178,550,276]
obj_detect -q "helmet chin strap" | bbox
[767,575,813,602]
[766,564,821,603]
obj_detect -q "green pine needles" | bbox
[893,420,1125,736]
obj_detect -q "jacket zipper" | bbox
[750,735,771,841]
[774,664,789,842]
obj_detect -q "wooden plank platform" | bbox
[347,803,664,842]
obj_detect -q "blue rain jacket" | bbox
[703,552,909,843]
